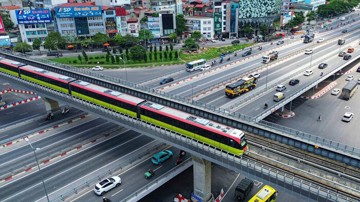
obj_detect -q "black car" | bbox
[289,79,300,86]
[231,40,240,45]
[318,63,328,69]
[47,52,62,57]
[160,77,174,85]
[343,54,352,60]
[242,50,252,57]
[338,51,346,57]
[357,67,360,72]
[342,29,348,33]
[220,38,226,41]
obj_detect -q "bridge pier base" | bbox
[191,156,213,202]
[43,97,60,113]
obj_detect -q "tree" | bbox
[106,53,110,62]
[243,25,253,37]
[169,33,177,43]
[78,55,82,63]
[125,48,129,55]
[154,46,157,53]
[176,14,186,36]
[144,54,147,63]
[93,32,110,46]
[164,51,168,60]
[1,13,14,30]
[116,55,120,64]
[32,38,42,53]
[165,45,169,52]
[111,55,115,64]
[159,51,163,61]
[130,45,146,61]
[82,50,88,62]
[306,11,316,24]
[44,32,65,51]
[170,43,173,51]
[169,51,173,60]
[149,52,152,61]
[184,38,199,51]
[191,31,202,41]
[140,16,148,24]
[149,45,153,53]
[112,47,117,54]
[80,37,93,49]
[139,29,154,47]
[159,46,162,52]
[113,34,124,46]
[175,50,179,59]
[286,13,305,29]
[154,52,158,61]
[13,42,32,53]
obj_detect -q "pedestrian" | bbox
[318,115,321,121]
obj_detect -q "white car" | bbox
[249,73,260,78]
[346,75,354,81]
[304,49,313,55]
[358,78,360,84]
[317,38,324,43]
[92,66,104,71]
[201,64,211,71]
[331,88,340,95]
[342,112,354,122]
[276,84,286,92]
[303,70,313,76]
[93,176,121,195]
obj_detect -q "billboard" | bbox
[55,6,102,18]
[214,12,222,34]
[0,16,5,32]
[148,17,161,38]
[16,9,52,24]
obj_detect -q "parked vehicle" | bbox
[235,178,254,202]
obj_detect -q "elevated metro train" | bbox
[0,58,248,156]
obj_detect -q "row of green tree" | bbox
[318,0,360,18]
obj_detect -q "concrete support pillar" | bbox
[191,156,212,202]
[280,106,284,112]
[43,97,60,112]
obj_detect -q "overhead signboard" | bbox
[16,9,52,24]
[55,6,102,18]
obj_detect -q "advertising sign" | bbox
[148,17,161,38]
[214,12,222,34]
[55,6,102,18]
[16,9,52,24]
[0,16,5,32]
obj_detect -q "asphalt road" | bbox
[0,130,152,202]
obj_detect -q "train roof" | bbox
[71,80,145,104]
[142,102,244,140]
[20,65,76,82]
[0,58,26,67]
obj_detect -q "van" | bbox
[273,92,285,102]
[347,47,354,53]
[235,178,254,202]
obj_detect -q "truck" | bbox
[341,80,358,100]
[303,33,315,43]
[262,51,278,63]
[234,178,254,202]
[338,38,345,45]
[225,77,257,98]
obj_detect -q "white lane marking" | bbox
[1,131,135,202]
[222,173,240,199]
[19,112,29,116]
[111,189,123,197]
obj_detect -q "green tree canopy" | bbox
[286,13,305,29]
[93,32,110,45]
[1,13,14,30]
[184,38,199,50]
[44,32,65,50]
[306,11,316,24]
[140,16,148,24]
[13,42,32,52]
[176,14,186,36]
[32,38,42,51]
[114,34,139,48]
[169,33,177,42]
[191,31,202,41]
[138,29,154,43]
[130,45,146,61]
[317,0,359,18]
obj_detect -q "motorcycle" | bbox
[176,150,186,165]
[46,113,53,120]
[227,57,230,61]
[264,104,268,109]
[234,53,237,57]
[62,107,70,114]
[145,169,155,179]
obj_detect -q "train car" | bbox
[139,101,248,156]
[0,58,26,77]
[19,65,76,94]
[248,185,277,202]
[69,80,145,118]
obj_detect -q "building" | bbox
[127,18,139,37]
[115,7,128,36]
[304,0,326,10]
[94,0,130,7]
[55,3,106,38]
[103,8,117,37]
[32,0,68,9]
[15,8,52,44]
[185,16,214,39]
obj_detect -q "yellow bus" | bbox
[225,77,257,98]
[248,185,277,202]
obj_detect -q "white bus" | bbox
[186,59,207,72]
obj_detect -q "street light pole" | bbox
[25,138,50,202]
[265,64,269,90]
[120,54,127,81]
